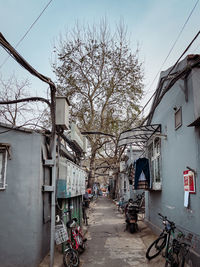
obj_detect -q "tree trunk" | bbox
[87,150,96,189]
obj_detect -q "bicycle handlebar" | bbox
[158,213,175,228]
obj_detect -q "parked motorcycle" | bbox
[125,201,140,233]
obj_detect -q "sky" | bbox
[0,0,200,115]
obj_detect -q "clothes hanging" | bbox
[134,157,150,189]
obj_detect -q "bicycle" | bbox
[146,213,190,266]
[66,218,87,254]
[55,217,79,267]
[165,239,190,267]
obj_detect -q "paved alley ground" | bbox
[80,196,165,267]
[40,196,165,267]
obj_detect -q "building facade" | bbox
[145,55,200,265]
[0,123,50,267]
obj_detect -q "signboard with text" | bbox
[183,170,196,193]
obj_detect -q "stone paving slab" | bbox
[80,196,165,267]
[39,197,165,267]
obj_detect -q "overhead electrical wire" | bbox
[145,0,199,96]
[166,30,200,77]
[0,0,54,69]
[0,32,55,88]
[135,0,200,124]
[141,30,200,125]
[127,29,200,131]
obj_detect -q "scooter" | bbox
[125,202,140,233]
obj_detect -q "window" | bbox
[175,107,182,129]
[148,137,162,190]
[0,148,8,190]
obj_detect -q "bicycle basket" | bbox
[55,223,69,245]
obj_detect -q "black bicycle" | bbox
[146,213,190,266]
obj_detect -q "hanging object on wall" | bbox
[184,191,189,208]
[183,170,196,193]
[134,157,150,190]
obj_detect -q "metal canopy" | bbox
[118,124,161,147]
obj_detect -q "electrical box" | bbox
[57,180,71,198]
[56,97,69,129]
[57,157,86,198]
[70,123,84,151]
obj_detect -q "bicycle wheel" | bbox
[63,248,79,267]
[164,251,178,267]
[165,247,186,267]
[146,234,167,260]
[177,249,192,267]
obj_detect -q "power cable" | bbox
[0,0,54,69]
[135,30,200,126]
[142,30,200,124]
[166,30,200,77]
[190,36,200,53]
[145,0,199,95]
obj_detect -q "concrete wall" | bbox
[145,66,200,258]
[0,126,50,267]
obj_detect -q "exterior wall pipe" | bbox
[50,134,57,267]
[49,85,57,267]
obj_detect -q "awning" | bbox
[188,116,200,127]
[118,124,161,147]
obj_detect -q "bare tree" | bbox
[53,20,144,187]
[0,74,49,129]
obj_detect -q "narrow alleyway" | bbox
[80,196,165,267]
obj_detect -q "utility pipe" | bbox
[50,134,57,267]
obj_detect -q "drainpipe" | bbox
[49,87,57,267]
[50,134,57,267]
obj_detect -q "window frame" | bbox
[148,137,162,190]
[175,107,182,130]
[0,148,8,190]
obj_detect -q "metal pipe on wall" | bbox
[50,134,57,267]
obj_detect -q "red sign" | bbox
[183,170,195,193]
